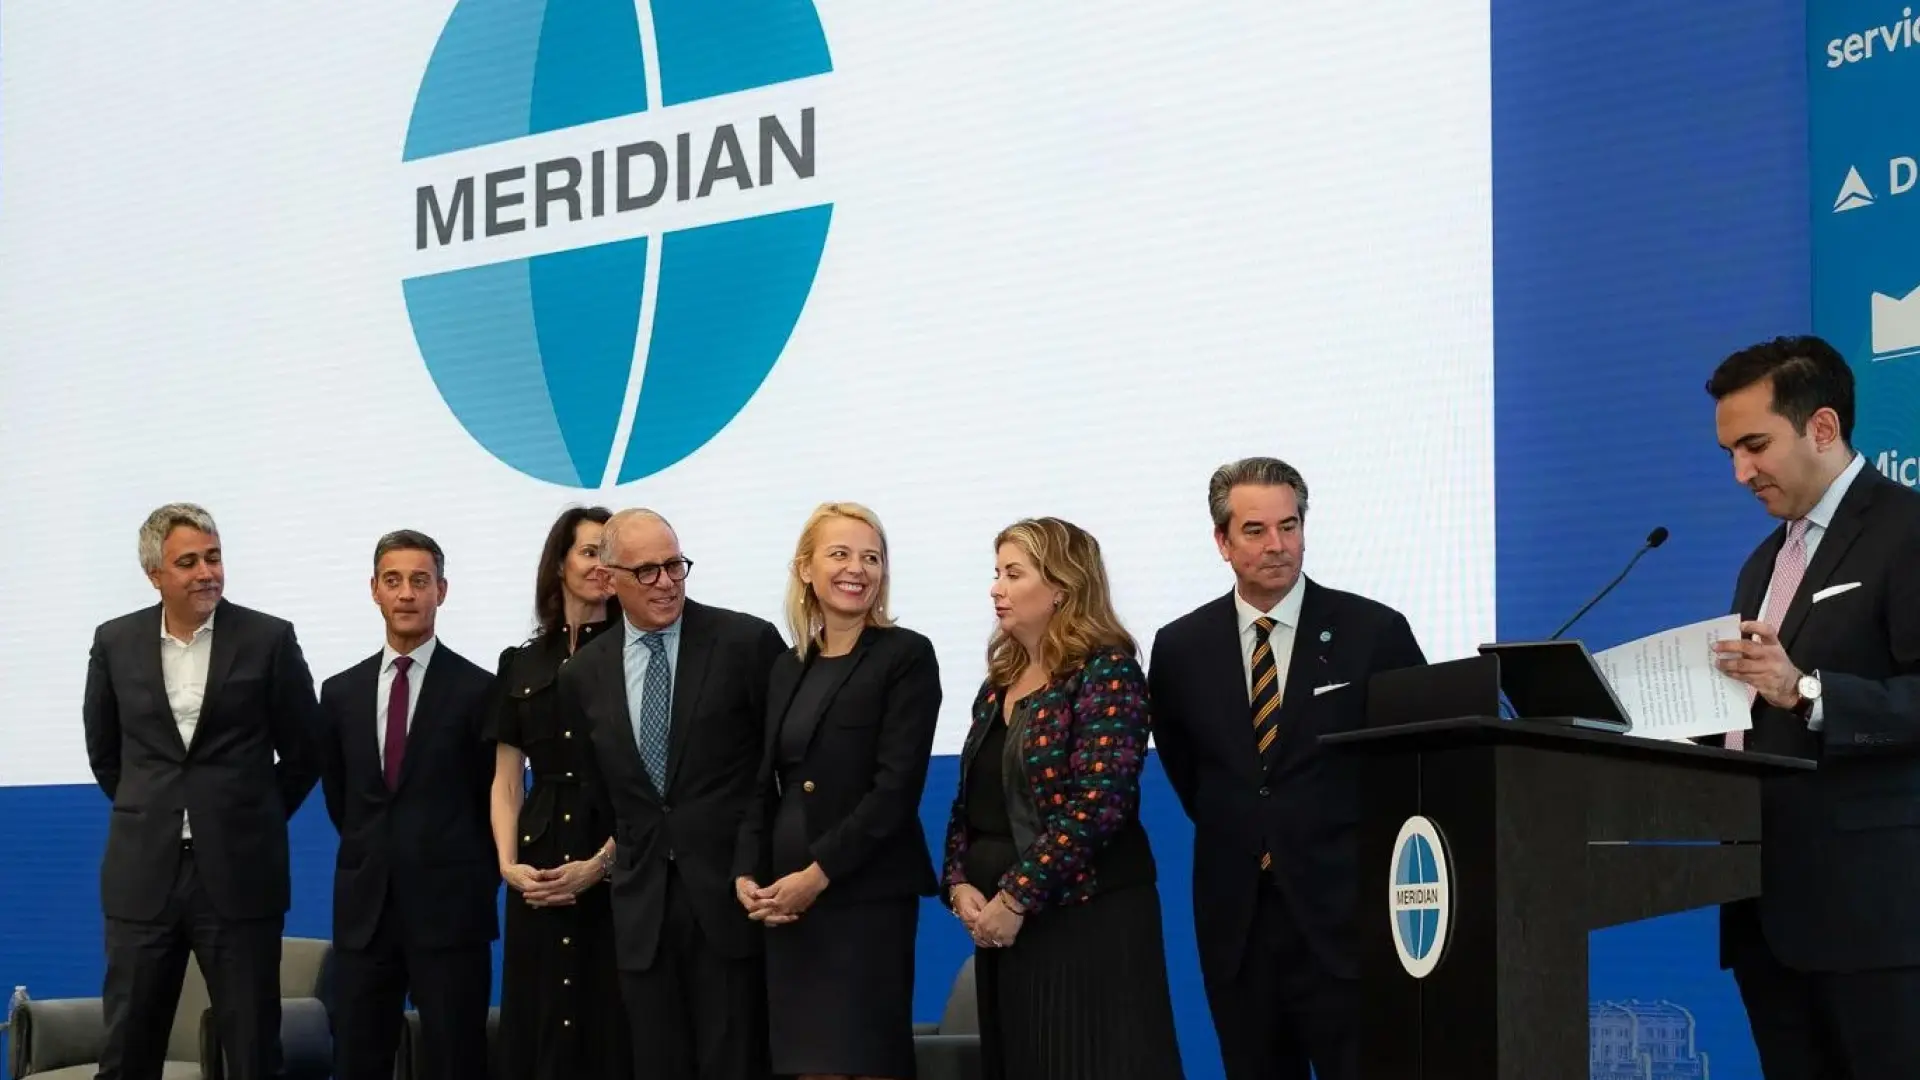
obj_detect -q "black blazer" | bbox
[318,642,499,951]
[732,626,942,904]
[561,599,787,970]
[1718,465,1920,973]
[1148,578,1426,983]
[82,599,320,922]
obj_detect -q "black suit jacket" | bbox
[731,626,942,904]
[1148,577,1426,983]
[318,642,500,952]
[83,599,320,922]
[561,599,787,971]
[1718,465,1920,973]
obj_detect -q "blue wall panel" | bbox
[1491,0,1808,1076]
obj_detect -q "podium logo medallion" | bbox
[1389,815,1453,978]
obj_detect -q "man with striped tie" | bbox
[1148,457,1425,1080]
[1706,336,1920,1078]
[558,508,786,1080]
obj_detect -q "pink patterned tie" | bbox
[1727,519,1808,752]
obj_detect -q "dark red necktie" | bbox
[384,655,413,789]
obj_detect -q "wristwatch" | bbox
[1792,670,1822,719]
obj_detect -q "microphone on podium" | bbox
[1547,526,1670,641]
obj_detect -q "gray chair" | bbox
[7,937,333,1080]
[912,955,981,1080]
[395,1005,500,1080]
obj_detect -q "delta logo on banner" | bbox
[1812,2,1920,488]
[399,0,834,489]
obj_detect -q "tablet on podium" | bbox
[1366,643,1632,734]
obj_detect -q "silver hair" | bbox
[598,508,676,564]
[1207,457,1309,531]
[138,503,219,572]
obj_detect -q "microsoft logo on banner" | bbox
[399,0,834,488]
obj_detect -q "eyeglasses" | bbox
[606,557,694,586]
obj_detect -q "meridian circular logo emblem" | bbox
[1389,814,1453,979]
[400,0,834,488]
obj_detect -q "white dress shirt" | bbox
[1760,452,1867,731]
[160,608,216,838]
[377,637,438,760]
[1235,581,1308,703]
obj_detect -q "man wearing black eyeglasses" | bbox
[557,508,786,1080]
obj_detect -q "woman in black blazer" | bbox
[733,501,943,1080]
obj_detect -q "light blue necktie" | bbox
[636,632,672,791]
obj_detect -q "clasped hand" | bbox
[950,883,1023,949]
[735,863,829,926]
[1712,620,1804,709]
[505,860,601,908]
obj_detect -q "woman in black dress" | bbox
[488,506,630,1080]
[942,517,1185,1080]
[733,502,943,1080]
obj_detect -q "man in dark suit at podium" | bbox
[318,530,498,1080]
[1707,335,1920,1077]
[1149,457,1426,1080]
[83,503,320,1080]
[560,508,787,1080]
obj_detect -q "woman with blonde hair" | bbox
[942,516,1184,1080]
[733,502,943,1080]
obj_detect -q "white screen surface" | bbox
[0,1,1494,783]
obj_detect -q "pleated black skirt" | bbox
[975,884,1185,1080]
[766,897,920,1078]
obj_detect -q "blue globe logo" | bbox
[400,0,834,487]
[1389,815,1453,979]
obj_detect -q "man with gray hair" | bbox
[83,503,320,1080]
[1148,458,1426,1080]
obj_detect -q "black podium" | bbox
[1322,714,1811,1079]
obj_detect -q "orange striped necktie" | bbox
[1251,616,1282,870]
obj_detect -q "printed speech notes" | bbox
[1592,615,1753,741]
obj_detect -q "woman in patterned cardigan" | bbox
[942,516,1185,1080]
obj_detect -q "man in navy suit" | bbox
[318,530,499,1080]
[1149,458,1426,1080]
[1706,336,1920,1077]
[560,508,786,1080]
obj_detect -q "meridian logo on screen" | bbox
[1389,815,1453,979]
[401,0,834,487]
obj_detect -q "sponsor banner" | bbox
[1812,2,1920,486]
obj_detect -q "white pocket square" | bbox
[1313,682,1350,697]
[1812,581,1862,603]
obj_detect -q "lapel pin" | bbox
[1319,630,1332,643]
